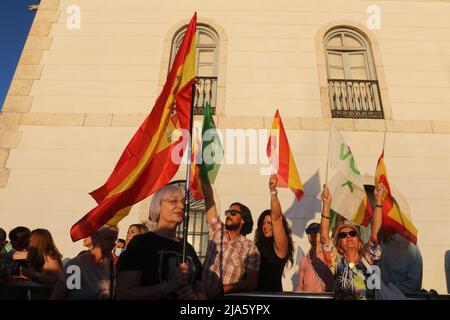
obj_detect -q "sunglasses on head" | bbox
[225,209,241,216]
[337,230,358,240]
[305,225,320,235]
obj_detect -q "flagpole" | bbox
[325,125,332,184]
[182,81,196,263]
[382,130,387,151]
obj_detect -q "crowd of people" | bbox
[0,175,425,300]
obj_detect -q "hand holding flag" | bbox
[189,102,223,199]
[266,109,304,201]
[375,150,418,244]
[327,125,372,226]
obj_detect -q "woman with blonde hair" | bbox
[320,183,385,300]
[125,224,149,247]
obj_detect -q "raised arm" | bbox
[371,182,385,242]
[320,184,332,245]
[201,179,218,224]
[269,174,289,259]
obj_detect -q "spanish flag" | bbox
[375,150,418,244]
[267,110,304,201]
[190,127,204,200]
[70,14,197,241]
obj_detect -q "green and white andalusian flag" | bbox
[327,126,372,226]
[200,102,223,184]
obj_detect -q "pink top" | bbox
[296,250,334,293]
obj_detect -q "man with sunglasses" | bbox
[320,182,385,300]
[201,180,260,298]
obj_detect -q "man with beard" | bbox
[201,180,260,298]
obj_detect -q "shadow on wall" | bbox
[284,170,322,290]
[445,250,450,294]
[284,170,322,239]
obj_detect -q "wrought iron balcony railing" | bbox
[328,79,384,119]
[193,77,217,115]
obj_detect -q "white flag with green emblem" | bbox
[327,126,368,222]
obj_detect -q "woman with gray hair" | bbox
[116,184,205,299]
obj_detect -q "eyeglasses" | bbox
[225,209,241,216]
[337,230,358,240]
[162,199,184,206]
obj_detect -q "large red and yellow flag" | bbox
[375,150,418,244]
[70,14,197,241]
[267,110,304,201]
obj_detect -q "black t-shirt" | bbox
[118,232,202,296]
[257,239,287,292]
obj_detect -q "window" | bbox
[169,180,208,262]
[325,28,384,119]
[170,25,219,115]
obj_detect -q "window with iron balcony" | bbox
[170,25,219,115]
[325,27,384,119]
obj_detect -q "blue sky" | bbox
[0,0,36,111]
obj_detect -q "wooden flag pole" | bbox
[382,130,387,151]
[182,81,197,263]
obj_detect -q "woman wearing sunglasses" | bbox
[320,182,385,300]
[254,174,294,292]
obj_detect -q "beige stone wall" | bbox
[0,0,449,293]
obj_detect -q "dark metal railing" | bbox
[193,76,217,115]
[328,79,384,119]
[176,210,208,261]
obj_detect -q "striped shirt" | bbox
[296,250,335,293]
[202,214,260,289]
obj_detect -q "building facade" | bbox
[1,0,449,292]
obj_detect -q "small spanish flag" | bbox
[375,150,418,244]
[267,110,304,201]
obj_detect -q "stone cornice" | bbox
[8,113,450,134]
